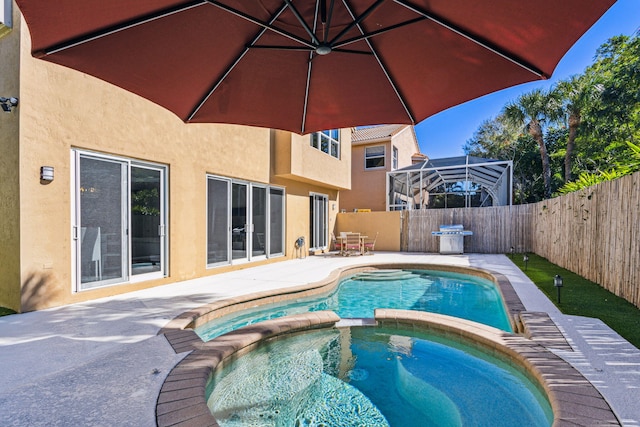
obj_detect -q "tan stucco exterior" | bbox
[340,125,420,212]
[0,3,21,311]
[335,211,402,252]
[0,10,352,312]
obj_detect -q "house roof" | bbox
[351,124,408,143]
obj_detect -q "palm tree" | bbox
[552,75,593,182]
[503,89,558,199]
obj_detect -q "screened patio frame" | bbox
[386,156,513,210]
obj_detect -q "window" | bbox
[310,129,340,158]
[207,177,230,265]
[392,146,399,170]
[310,193,328,249]
[207,176,285,267]
[269,188,285,256]
[365,145,385,169]
[72,151,168,291]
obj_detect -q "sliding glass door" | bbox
[269,188,284,256]
[207,176,284,266]
[131,166,164,276]
[231,182,248,261]
[77,156,128,287]
[73,151,167,291]
[207,177,230,265]
[251,186,267,259]
[310,193,328,250]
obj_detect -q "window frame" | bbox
[71,149,168,292]
[365,145,386,170]
[392,145,399,170]
[310,129,340,159]
[309,192,328,250]
[206,175,285,268]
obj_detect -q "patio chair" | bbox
[363,232,378,255]
[343,232,362,256]
[331,232,345,255]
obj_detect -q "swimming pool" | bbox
[195,269,512,341]
[159,264,620,427]
[206,326,553,426]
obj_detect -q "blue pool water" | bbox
[206,327,553,426]
[196,269,512,341]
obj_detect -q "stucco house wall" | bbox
[0,10,351,312]
[340,125,422,213]
[0,2,21,310]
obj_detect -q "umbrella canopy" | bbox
[16,0,614,134]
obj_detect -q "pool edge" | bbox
[156,263,621,427]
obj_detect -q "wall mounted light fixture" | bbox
[40,166,54,182]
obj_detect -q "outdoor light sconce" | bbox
[40,166,54,183]
[523,254,529,270]
[554,274,564,304]
[0,97,18,112]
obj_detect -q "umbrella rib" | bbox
[393,0,547,78]
[323,0,336,43]
[301,2,322,134]
[340,0,416,123]
[331,48,373,55]
[250,45,370,55]
[329,0,386,47]
[206,0,316,50]
[320,0,327,23]
[333,17,425,49]
[283,0,320,45]
[187,3,289,121]
[42,1,207,56]
[248,45,315,52]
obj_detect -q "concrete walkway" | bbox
[0,253,638,426]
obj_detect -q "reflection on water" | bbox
[207,327,553,427]
[196,269,512,341]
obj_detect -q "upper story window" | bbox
[311,129,340,159]
[365,145,385,169]
[392,146,399,170]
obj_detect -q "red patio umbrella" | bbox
[15,0,614,134]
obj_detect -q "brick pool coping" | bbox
[157,263,620,427]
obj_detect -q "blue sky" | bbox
[415,0,640,159]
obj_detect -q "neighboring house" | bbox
[340,125,423,212]
[0,7,351,312]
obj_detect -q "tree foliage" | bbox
[556,141,640,194]
[465,33,640,202]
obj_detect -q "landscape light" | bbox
[554,274,564,304]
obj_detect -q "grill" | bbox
[431,224,473,254]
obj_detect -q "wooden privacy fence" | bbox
[403,204,533,254]
[403,171,640,308]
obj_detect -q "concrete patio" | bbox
[1,253,638,426]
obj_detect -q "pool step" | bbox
[395,359,462,426]
[352,269,420,281]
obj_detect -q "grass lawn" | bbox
[0,307,16,317]
[511,253,640,349]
